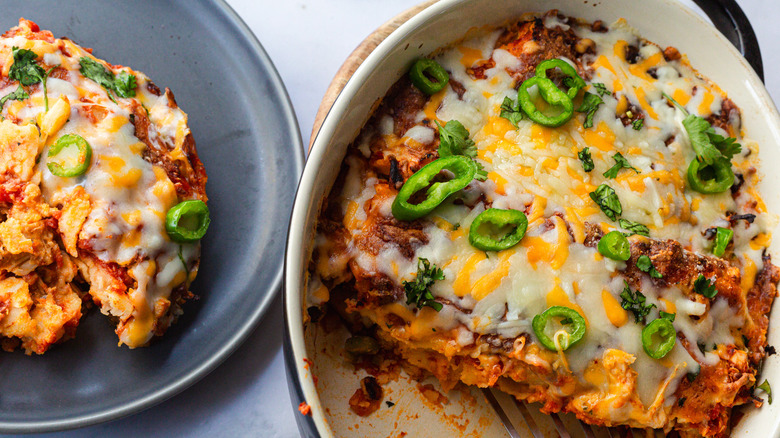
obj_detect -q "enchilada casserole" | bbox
[0,19,208,354]
[307,10,778,437]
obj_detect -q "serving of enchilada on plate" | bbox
[0,18,209,354]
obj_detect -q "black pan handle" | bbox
[691,0,764,82]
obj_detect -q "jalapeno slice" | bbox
[392,156,477,221]
[535,59,586,100]
[47,134,92,177]
[712,227,733,257]
[468,208,528,251]
[642,318,677,359]
[345,336,380,355]
[687,158,734,194]
[165,200,211,242]
[517,76,574,128]
[532,306,587,351]
[597,230,631,261]
[409,59,449,95]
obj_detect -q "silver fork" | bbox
[481,388,665,438]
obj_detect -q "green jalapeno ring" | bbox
[392,156,477,221]
[468,208,528,251]
[517,76,575,128]
[597,230,631,261]
[47,133,92,177]
[642,318,677,359]
[409,58,450,95]
[532,306,587,351]
[535,59,586,100]
[687,158,734,194]
[166,200,211,242]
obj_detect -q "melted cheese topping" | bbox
[0,30,199,347]
[309,16,775,421]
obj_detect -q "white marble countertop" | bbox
[34,0,778,437]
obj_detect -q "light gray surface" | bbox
[15,0,779,437]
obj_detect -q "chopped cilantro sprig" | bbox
[619,281,656,323]
[589,184,622,221]
[0,85,29,109]
[693,274,717,298]
[435,120,487,181]
[9,47,45,86]
[591,82,610,97]
[403,258,444,311]
[6,47,56,111]
[499,96,523,127]
[663,92,741,165]
[603,152,639,179]
[79,57,137,103]
[619,219,649,237]
[636,255,662,278]
[578,147,594,172]
[577,92,603,129]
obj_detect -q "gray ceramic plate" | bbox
[0,0,303,433]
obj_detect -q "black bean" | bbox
[361,376,383,400]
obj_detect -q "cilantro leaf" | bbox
[693,274,717,299]
[578,147,594,172]
[7,47,56,111]
[114,71,137,98]
[636,254,663,278]
[664,92,741,164]
[619,281,655,323]
[8,47,45,86]
[592,82,610,97]
[659,311,676,321]
[682,114,723,165]
[435,120,486,181]
[41,66,56,111]
[0,85,29,109]
[499,96,523,127]
[636,255,658,276]
[436,120,475,158]
[632,119,644,130]
[79,57,137,102]
[619,218,649,237]
[663,92,687,113]
[603,152,639,179]
[474,163,488,181]
[79,57,117,92]
[403,258,444,311]
[757,379,773,405]
[707,128,741,160]
[589,184,622,221]
[577,92,603,129]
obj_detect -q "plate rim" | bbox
[0,0,304,433]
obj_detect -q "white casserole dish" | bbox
[285,0,780,436]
